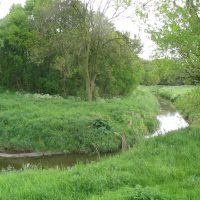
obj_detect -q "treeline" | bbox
[0,0,143,101]
[141,59,189,86]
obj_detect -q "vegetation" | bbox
[0,0,200,199]
[138,0,200,86]
[141,59,186,86]
[1,86,199,200]
[151,0,200,84]
[157,86,197,101]
[0,87,159,153]
[0,0,142,100]
[0,128,199,200]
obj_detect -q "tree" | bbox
[144,0,200,84]
[30,0,142,100]
[0,0,143,99]
[0,4,35,90]
[28,0,79,96]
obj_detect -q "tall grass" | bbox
[175,88,200,127]
[0,88,159,153]
[0,86,199,199]
[0,128,199,199]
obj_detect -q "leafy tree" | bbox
[29,0,142,99]
[0,0,143,99]
[0,4,35,90]
[148,0,200,84]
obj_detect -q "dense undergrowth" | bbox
[0,88,159,153]
[0,128,199,200]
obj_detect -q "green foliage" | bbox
[0,0,143,99]
[0,88,159,152]
[141,59,187,86]
[90,185,166,200]
[91,119,111,131]
[175,88,200,127]
[149,0,200,84]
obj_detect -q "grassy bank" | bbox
[0,88,159,153]
[153,85,200,127]
[157,85,197,101]
[0,86,199,199]
[0,128,199,199]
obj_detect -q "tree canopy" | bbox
[147,0,200,84]
[0,0,143,100]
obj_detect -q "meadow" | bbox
[0,88,159,153]
[0,86,199,200]
[157,86,197,101]
[0,128,199,200]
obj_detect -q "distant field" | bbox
[0,88,159,153]
[157,86,197,101]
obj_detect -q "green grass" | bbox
[157,86,197,101]
[0,88,159,153]
[0,85,200,200]
[1,85,199,199]
[175,88,200,128]
[0,128,199,199]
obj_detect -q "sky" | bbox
[0,0,156,60]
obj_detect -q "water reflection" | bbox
[148,112,189,138]
[0,153,116,171]
[146,97,189,138]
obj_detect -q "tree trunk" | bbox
[84,41,94,102]
[86,76,93,101]
[63,75,67,97]
[85,73,96,102]
[121,132,128,152]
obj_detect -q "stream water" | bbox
[0,153,116,170]
[0,97,189,170]
[146,97,189,138]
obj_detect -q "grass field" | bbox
[0,88,159,153]
[157,86,197,101]
[0,128,199,200]
[0,85,199,200]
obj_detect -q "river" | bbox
[0,97,189,170]
[146,97,189,138]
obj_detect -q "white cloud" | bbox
[0,0,156,59]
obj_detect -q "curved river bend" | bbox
[146,97,189,138]
[0,97,189,170]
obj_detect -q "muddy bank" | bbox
[0,152,64,158]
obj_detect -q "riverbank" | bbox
[0,86,199,199]
[0,128,199,199]
[0,88,159,153]
[0,152,64,158]
[155,85,200,127]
